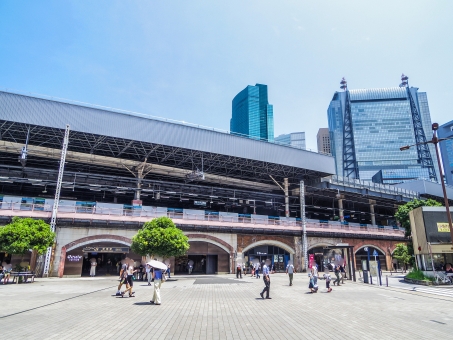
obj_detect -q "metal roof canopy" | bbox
[0,90,335,185]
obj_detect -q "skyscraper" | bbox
[275,132,306,149]
[327,76,440,184]
[317,128,331,155]
[438,120,453,185]
[230,84,274,142]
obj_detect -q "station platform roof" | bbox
[0,90,335,186]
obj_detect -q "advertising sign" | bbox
[437,223,450,233]
[423,211,453,243]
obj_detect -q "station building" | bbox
[0,90,414,276]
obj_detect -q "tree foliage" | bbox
[0,217,55,255]
[395,198,441,237]
[131,217,190,258]
[392,243,411,265]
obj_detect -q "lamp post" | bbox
[400,123,453,246]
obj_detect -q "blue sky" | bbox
[1,1,452,151]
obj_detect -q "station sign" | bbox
[82,246,129,253]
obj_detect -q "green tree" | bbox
[0,217,55,255]
[392,243,411,271]
[131,217,190,258]
[395,198,441,237]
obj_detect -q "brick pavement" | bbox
[1,273,452,339]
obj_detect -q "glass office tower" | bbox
[275,132,306,149]
[327,86,440,183]
[230,84,274,141]
[439,120,453,185]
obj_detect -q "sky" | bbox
[1,1,452,151]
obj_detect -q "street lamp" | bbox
[400,123,453,246]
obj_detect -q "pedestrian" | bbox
[236,263,242,279]
[188,262,193,274]
[150,268,164,305]
[116,262,129,296]
[340,264,346,284]
[308,273,318,293]
[255,262,260,279]
[259,261,271,299]
[90,259,97,277]
[243,263,246,276]
[286,262,295,286]
[311,263,318,278]
[145,264,153,285]
[167,263,171,279]
[324,273,332,292]
[333,264,341,286]
[121,264,136,298]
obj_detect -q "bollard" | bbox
[386,275,388,287]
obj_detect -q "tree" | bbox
[131,217,190,258]
[395,198,441,237]
[0,217,55,255]
[392,243,411,272]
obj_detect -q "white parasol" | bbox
[147,260,167,271]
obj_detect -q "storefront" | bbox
[410,206,453,272]
[175,241,229,274]
[63,244,137,277]
[244,245,290,272]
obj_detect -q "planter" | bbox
[403,277,434,286]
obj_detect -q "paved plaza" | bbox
[1,273,453,339]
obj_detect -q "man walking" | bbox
[116,262,128,296]
[333,264,341,286]
[260,260,271,299]
[286,262,295,286]
[255,262,260,279]
[151,268,163,305]
[236,263,242,279]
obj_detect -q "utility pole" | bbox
[400,122,453,246]
[300,180,307,271]
[269,175,289,218]
[43,124,70,277]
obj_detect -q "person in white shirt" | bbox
[260,261,271,299]
[146,264,152,286]
[286,263,295,286]
[90,260,97,277]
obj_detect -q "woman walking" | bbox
[121,264,137,298]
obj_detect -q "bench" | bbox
[10,271,35,284]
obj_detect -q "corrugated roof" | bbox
[0,90,335,175]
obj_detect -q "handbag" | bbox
[161,272,167,283]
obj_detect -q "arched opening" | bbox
[308,246,348,272]
[243,245,291,272]
[174,241,230,274]
[355,246,387,271]
[63,239,138,277]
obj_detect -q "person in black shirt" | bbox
[333,265,341,286]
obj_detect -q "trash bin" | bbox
[363,270,369,284]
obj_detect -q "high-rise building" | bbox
[438,120,453,185]
[327,76,440,184]
[317,128,331,155]
[230,84,274,142]
[275,132,306,149]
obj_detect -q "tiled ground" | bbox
[1,273,452,339]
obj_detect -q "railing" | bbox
[322,175,419,199]
[0,202,405,236]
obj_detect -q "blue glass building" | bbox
[438,121,453,185]
[230,84,274,141]
[328,86,440,183]
[275,132,306,149]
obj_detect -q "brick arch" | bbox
[64,234,132,252]
[185,234,234,253]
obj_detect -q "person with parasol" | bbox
[148,260,167,305]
